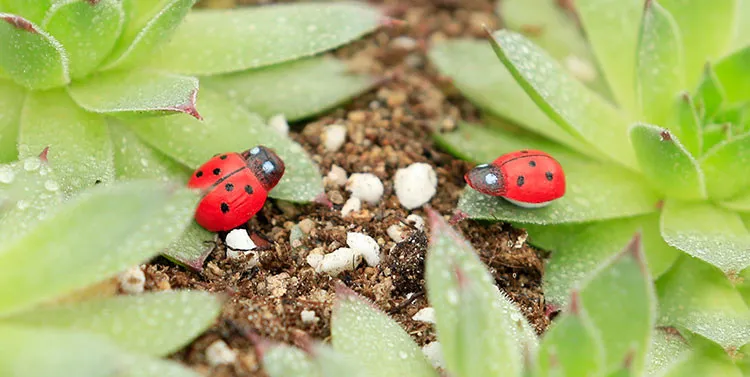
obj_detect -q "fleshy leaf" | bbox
[629,124,705,199]
[730,0,750,51]
[127,88,324,202]
[101,0,196,70]
[702,131,750,200]
[578,234,656,375]
[312,344,368,377]
[68,70,201,118]
[203,56,375,122]
[0,80,24,163]
[42,0,124,79]
[656,256,750,350]
[18,89,115,195]
[0,13,69,89]
[263,345,320,377]
[694,64,726,121]
[0,180,198,315]
[645,328,691,376]
[487,30,638,169]
[1,290,221,356]
[667,93,702,157]
[714,45,750,105]
[331,287,438,377]
[428,40,600,160]
[575,0,642,113]
[1,0,51,24]
[659,0,738,88]
[425,209,537,377]
[659,335,743,377]
[161,221,216,271]
[636,0,685,126]
[143,2,381,75]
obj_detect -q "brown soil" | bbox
[150,0,550,375]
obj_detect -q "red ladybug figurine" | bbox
[188,146,285,232]
[464,150,565,208]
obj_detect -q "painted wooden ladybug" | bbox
[188,146,285,232]
[464,149,565,208]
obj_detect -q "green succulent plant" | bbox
[0,0,384,268]
[429,0,750,357]
[0,152,222,376]
[258,208,745,376]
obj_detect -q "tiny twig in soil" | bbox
[388,290,425,314]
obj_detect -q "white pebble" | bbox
[298,218,315,234]
[322,124,347,152]
[406,214,425,230]
[387,224,406,242]
[564,55,597,83]
[422,341,444,369]
[268,114,289,135]
[391,36,418,50]
[205,340,237,366]
[316,247,362,276]
[346,173,384,204]
[225,229,256,251]
[300,309,318,324]
[325,165,348,187]
[346,232,381,266]
[412,307,436,324]
[514,232,528,249]
[394,163,437,209]
[306,252,324,270]
[118,266,145,294]
[341,197,361,217]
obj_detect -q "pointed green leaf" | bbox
[629,124,705,199]
[659,0,738,88]
[730,0,750,51]
[428,40,599,159]
[1,291,221,356]
[162,221,217,272]
[656,256,750,349]
[702,123,732,152]
[714,45,750,105]
[661,199,750,272]
[204,57,375,122]
[702,132,750,201]
[101,0,196,70]
[645,328,691,376]
[263,345,320,377]
[0,14,69,89]
[425,209,537,377]
[578,234,656,375]
[739,266,750,306]
[313,344,369,377]
[331,288,438,377]
[42,0,124,79]
[144,2,381,75]
[0,180,198,315]
[19,89,114,195]
[695,64,726,120]
[576,0,642,113]
[667,93,702,157]
[487,30,638,169]
[636,1,685,126]
[0,80,24,163]
[1,0,51,23]
[659,335,743,377]
[721,190,750,212]
[127,88,324,202]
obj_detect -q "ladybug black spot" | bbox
[517,175,525,187]
[546,171,554,181]
[244,185,253,195]
[95,179,102,185]
[225,183,234,191]
[213,168,221,175]
[521,150,529,153]
[195,171,203,178]
[220,155,228,160]
[529,160,536,167]
[221,202,230,213]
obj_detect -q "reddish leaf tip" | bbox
[38,146,50,163]
[313,192,333,208]
[622,349,636,369]
[621,231,649,275]
[644,0,654,11]
[567,290,581,315]
[379,16,406,28]
[660,129,673,141]
[1,15,37,33]
[168,88,203,120]
[449,209,469,225]
[545,303,560,318]
[454,264,469,289]
[85,0,102,5]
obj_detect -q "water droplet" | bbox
[44,180,59,192]
[23,158,41,171]
[0,166,15,183]
[16,200,28,210]
[399,351,408,359]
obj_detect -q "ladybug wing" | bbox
[502,155,565,204]
[194,169,268,232]
[188,153,245,190]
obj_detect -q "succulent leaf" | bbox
[694,64,726,121]
[0,290,222,356]
[42,0,124,79]
[331,287,438,377]
[0,13,70,89]
[487,30,639,170]
[19,89,115,194]
[143,2,381,76]
[667,93,702,156]
[0,80,24,163]
[636,1,685,126]
[313,344,369,377]
[629,123,705,199]
[1,0,51,24]
[657,333,743,377]
[109,120,190,181]
[645,327,691,376]
[731,0,750,51]
[0,180,198,316]
[204,57,376,122]
[67,70,201,118]
[127,88,324,203]
[701,131,750,199]
[263,344,321,377]
[713,45,750,105]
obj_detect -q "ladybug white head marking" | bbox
[243,145,286,191]
[250,147,260,155]
[262,161,275,173]
[464,163,505,197]
[484,173,498,185]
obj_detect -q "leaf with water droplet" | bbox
[203,56,376,122]
[660,199,750,272]
[263,344,320,377]
[629,123,705,199]
[0,180,198,316]
[425,208,536,377]
[68,70,201,119]
[2,290,221,356]
[42,0,124,79]
[644,327,691,376]
[0,80,24,163]
[0,13,69,89]
[19,89,115,195]
[331,286,438,377]
[126,87,324,202]
[636,1,685,126]
[713,45,750,106]
[143,2,381,75]
[656,255,750,349]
